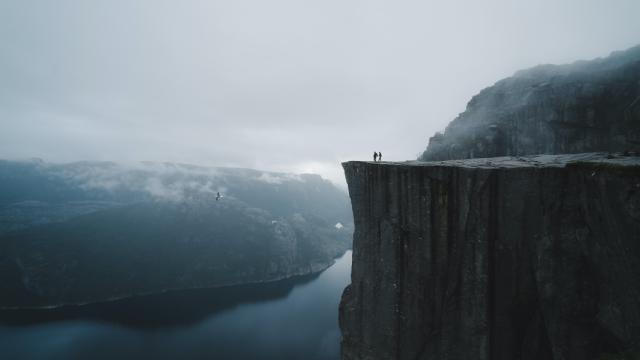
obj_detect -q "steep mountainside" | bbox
[0,160,353,308]
[342,46,640,360]
[419,45,640,161]
[340,155,640,360]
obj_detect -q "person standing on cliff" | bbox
[378,152,382,161]
[373,152,378,162]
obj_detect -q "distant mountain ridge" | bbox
[419,44,640,161]
[0,159,353,308]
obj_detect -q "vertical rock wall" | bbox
[340,155,640,360]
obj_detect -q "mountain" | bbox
[341,155,640,360]
[341,45,640,360]
[0,160,353,308]
[419,44,640,161]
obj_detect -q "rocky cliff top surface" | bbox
[348,152,640,170]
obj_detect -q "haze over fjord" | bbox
[1,0,639,186]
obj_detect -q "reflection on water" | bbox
[0,251,352,360]
[0,271,323,328]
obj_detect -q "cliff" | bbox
[419,45,640,161]
[340,154,640,360]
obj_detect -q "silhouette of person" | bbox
[378,152,382,161]
[216,192,221,201]
[373,152,378,162]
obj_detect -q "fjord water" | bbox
[0,251,352,360]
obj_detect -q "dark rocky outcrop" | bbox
[419,45,640,161]
[340,154,640,360]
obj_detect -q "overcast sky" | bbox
[1,0,639,186]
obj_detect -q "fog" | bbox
[1,0,639,186]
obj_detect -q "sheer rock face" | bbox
[419,45,640,161]
[340,154,640,360]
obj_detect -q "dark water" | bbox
[0,251,352,360]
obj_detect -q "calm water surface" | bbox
[0,251,352,360]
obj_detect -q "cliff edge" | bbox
[340,154,640,360]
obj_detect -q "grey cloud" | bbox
[1,0,639,187]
